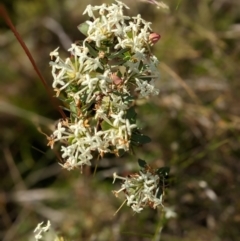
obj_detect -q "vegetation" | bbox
[1,0,240,240]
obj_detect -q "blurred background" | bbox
[0,0,240,240]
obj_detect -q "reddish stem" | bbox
[0,4,66,118]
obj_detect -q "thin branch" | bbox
[160,62,201,104]
[0,4,66,118]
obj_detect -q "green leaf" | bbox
[131,131,151,145]
[126,106,137,124]
[108,48,130,59]
[101,120,113,131]
[122,94,134,104]
[85,42,98,58]
[156,167,170,178]
[77,22,89,36]
[139,76,152,82]
[108,58,127,66]
[69,102,78,117]
[138,60,144,71]
[156,187,163,199]
[118,149,126,157]
[138,159,147,168]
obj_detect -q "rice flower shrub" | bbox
[48,0,168,213]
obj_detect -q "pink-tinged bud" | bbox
[149,33,161,44]
[111,73,123,85]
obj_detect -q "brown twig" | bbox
[160,62,201,105]
[0,4,66,118]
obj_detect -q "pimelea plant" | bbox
[47,0,169,214]
[0,0,173,240]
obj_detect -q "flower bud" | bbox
[111,73,123,85]
[149,32,161,44]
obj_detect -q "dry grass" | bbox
[1,0,240,240]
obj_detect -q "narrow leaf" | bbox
[77,22,89,36]
[138,159,147,168]
[156,167,170,177]
[131,132,151,145]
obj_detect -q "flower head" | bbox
[49,1,161,170]
[112,160,169,213]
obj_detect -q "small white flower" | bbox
[33,220,51,241]
[132,204,144,213]
[82,4,95,18]
[110,110,125,127]
[135,78,159,97]
[164,206,177,219]
[49,47,59,60]
[53,121,66,139]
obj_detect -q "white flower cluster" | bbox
[49,1,161,170]
[113,168,164,213]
